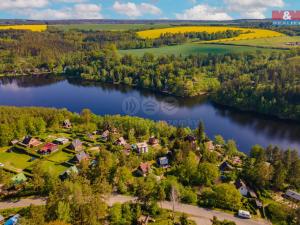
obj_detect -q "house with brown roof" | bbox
[148,136,159,146]
[101,130,110,141]
[22,136,42,148]
[137,162,151,177]
[69,139,83,152]
[39,143,58,155]
[115,137,127,146]
[205,141,215,151]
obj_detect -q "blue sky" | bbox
[0,0,299,20]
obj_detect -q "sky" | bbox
[0,0,298,20]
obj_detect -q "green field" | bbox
[119,43,285,57]
[38,160,68,176]
[216,36,300,49]
[50,23,172,31]
[0,149,34,170]
[48,150,74,163]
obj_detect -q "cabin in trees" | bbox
[205,140,215,151]
[134,142,149,154]
[11,173,27,186]
[69,139,83,152]
[39,143,58,155]
[235,179,249,197]
[62,119,72,129]
[115,137,127,146]
[60,166,78,180]
[219,161,234,172]
[21,136,42,148]
[285,189,300,202]
[101,130,110,141]
[137,162,151,177]
[157,156,169,168]
[54,137,69,145]
[72,151,89,164]
[148,136,159,146]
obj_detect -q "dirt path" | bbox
[0,195,270,225]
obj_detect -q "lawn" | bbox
[215,36,300,49]
[38,160,69,177]
[47,150,74,163]
[50,23,172,31]
[0,149,34,171]
[119,43,285,57]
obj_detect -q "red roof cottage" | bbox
[39,143,59,155]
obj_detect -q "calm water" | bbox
[0,75,300,154]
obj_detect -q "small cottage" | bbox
[39,143,58,155]
[60,166,78,180]
[235,179,249,197]
[115,137,127,146]
[205,141,215,151]
[101,130,110,141]
[54,137,69,145]
[219,161,234,172]
[158,156,169,168]
[72,151,89,163]
[137,162,151,177]
[22,136,42,148]
[148,137,159,146]
[11,173,27,186]
[136,142,149,154]
[69,139,83,152]
[285,189,300,202]
[62,119,72,129]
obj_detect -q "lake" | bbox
[1,75,300,154]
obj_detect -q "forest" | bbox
[0,29,300,120]
[0,106,299,225]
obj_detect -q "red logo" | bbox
[272,11,300,21]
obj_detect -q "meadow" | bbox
[50,23,172,31]
[0,24,47,32]
[119,43,285,57]
[215,35,300,49]
[137,26,284,41]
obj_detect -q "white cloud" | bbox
[113,1,162,18]
[176,4,232,20]
[52,0,87,3]
[26,3,103,20]
[0,0,48,10]
[224,0,285,19]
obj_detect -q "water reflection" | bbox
[0,75,299,153]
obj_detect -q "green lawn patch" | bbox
[119,43,284,57]
[0,149,35,171]
[47,150,74,163]
[38,160,69,177]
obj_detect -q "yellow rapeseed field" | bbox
[137,26,284,42]
[0,25,47,32]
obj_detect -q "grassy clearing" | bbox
[39,160,69,176]
[47,150,74,163]
[50,23,172,31]
[0,150,34,170]
[119,43,285,57]
[0,25,47,32]
[216,36,300,49]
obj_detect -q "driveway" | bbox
[0,195,270,225]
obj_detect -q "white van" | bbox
[238,210,251,219]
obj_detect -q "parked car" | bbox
[0,163,4,167]
[238,210,251,219]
